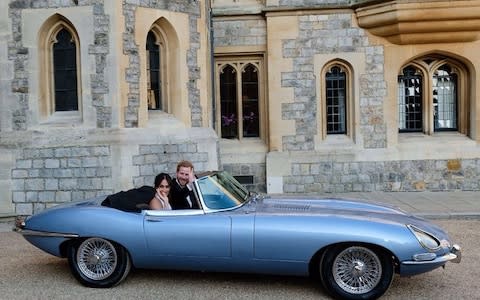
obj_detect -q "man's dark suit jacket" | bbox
[170,179,199,209]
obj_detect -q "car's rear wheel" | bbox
[67,237,131,288]
[319,245,394,300]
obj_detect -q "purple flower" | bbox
[243,111,256,122]
[221,114,236,126]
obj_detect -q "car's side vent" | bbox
[273,204,311,211]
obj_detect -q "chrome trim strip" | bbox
[17,229,79,238]
[145,209,205,217]
[402,253,458,265]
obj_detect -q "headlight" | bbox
[407,225,441,250]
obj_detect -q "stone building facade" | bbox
[1,0,480,216]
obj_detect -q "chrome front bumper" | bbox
[399,244,461,276]
[450,244,462,263]
[403,244,461,265]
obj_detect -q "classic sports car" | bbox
[16,171,461,299]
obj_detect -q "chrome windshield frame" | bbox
[194,171,251,213]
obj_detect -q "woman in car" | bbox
[150,172,172,210]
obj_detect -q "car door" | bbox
[143,210,232,258]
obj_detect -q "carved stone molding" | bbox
[355,0,480,44]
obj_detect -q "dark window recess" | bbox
[146,31,162,110]
[398,66,423,132]
[234,175,254,185]
[53,28,78,111]
[220,65,238,139]
[326,66,346,134]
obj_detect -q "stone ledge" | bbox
[356,0,480,44]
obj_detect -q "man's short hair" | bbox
[176,160,194,172]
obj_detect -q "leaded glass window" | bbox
[217,59,263,140]
[53,28,78,111]
[326,66,346,134]
[433,64,457,131]
[241,64,259,138]
[398,66,423,132]
[220,65,238,139]
[398,57,464,135]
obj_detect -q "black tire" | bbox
[67,237,131,288]
[319,245,394,300]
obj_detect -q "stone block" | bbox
[59,178,77,190]
[96,167,112,177]
[38,191,55,203]
[82,157,99,167]
[54,148,72,157]
[15,159,32,169]
[68,158,82,168]
[25,178,44,190]
[16,203,32,216]
[11,169,28,178]
[32,159,44,168]
[12,192,25,203]
[139,165,154,176]
[72,191,86,201]
[26,191,38,202]
[45,159,60,168]
[55,191,71,202]
[45,179,59,190]
[53,169,73,178]
[33,202,46,214]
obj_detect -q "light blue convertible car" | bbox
[16,171,461,300]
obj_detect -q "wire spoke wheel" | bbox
[320,244,394,300]
[332,246,382,294]
[76,238,118,281]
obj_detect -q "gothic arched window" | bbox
[53,28,78,111]
[398,56,466,135]
[325,66,347,134]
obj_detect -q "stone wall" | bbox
[1,0,217,216]
[8,128,218,215]
[212,16,268,191]
[280,13,386,150]
[132,142,211,187]
[12,146,113,215]
[283,159,480,193]
[213,18,266,47]
[223,163,266,192]
[122,1,203,127]
[8,0,111,129]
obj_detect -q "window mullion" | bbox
[237,64,243,139]
[426,75,434,135]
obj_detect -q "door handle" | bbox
[145,217,164,222]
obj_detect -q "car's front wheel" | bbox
[67,237,131,288]
[320,245,394,300]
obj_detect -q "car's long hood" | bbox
[256,195,440,231]
[259,195,407,216]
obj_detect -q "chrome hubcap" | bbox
[332,246,382,294]
[77,238,117,280]
[353,261,365,275]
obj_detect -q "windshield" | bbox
[196,171,250,210]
